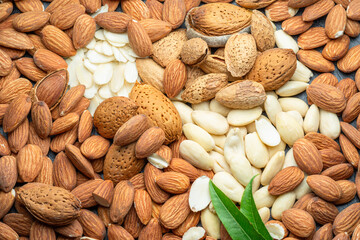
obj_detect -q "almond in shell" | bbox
[251,10,275,52]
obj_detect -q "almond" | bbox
[156,172,190,194]
[0,46,25,60]
[94,12,131,33]
[163,59,187,98]
[265,0,297,22]
[15,0,44,12]
[30,221,56,240]
[139,218,162,240]
[160,192,190,229]
[72,14,96,49]
[59,84,85,116]
[135,127,166,158]
[91,180,114,207]
[297,49,335,72]
[127,20,153,58]
[2,213,33,237]
[108,225,134,240]
[78,209,106,240]
[339,134,360,168]
[333,203,360,235]
[17,144,43,183]
[0,28,34,50]
[3,94,32,133]
[0,48,12,77]
[268,167,304,196]
[298,27,330,49]
[50,3,85,30]
[146,0,163,20]
[65,144,95,179]
[78,110,93,143]
[347,0,360,20]
[304,132,340,151]
[340,121,360,149]
[288,0,319,8]
[163,0,186,29]
[0,78,32,104]
[322,35,350,61]
[342,92,360,122]
[0,190,16,219]
[130,173,146,190]
[53,151,77,190]
[302,0,335,21]
[50,123,78,153]
[8,118,28,154]
[12,11,50,33]
[124,206,144,238]
[306,175,343,202]
[41,25,76,57]
[33,49,68,72]
[0,133,10,156]
[0,156,17,192]
[335,180,356,205]
[293,138,323,175]
[134,189,152,225]
[337,44,360,73]
[110,180,135,223]
[80,135,110,160]
[51,112,80,136]
[251,10,275,52]
[325,4,347,39]
[336,77,357,101]
[293,193,316,210]
[173,211,201,236]
[71,179,103,208]
[28,122,50,155]
[306,197,339,224]
[45,0,80,14]
[31,101,52,139]
[140,19,172,43]
[15,57,47,82]
[144,163,170,204]
[282,16,313,35]
[345,18,360,37]
[320,148,346,169]
[0,222,18,240]
[0,2,12,22]
[313,223,333,240]
[121,0,150,21]
[281,208,316,238]
[0,104,8,125]
[165,158,200,182]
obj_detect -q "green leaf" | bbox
[240,176,272,240]
[209,181,265,240]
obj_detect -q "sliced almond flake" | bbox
[122,45,140,58]
[87,50,115,64]
[112,46,127,63]
[99,84,114,99]
[107,40,126,48]
[88,95,102,116]
[67,58,80,88]
[255,118,281,147]
[110,63,125,93]
[95,29,106,41]
[123,81,135,94]
[189,176,211,212]
[94,41,104,54]
[86,38,96,50]
[117,87,129,97]
[70,48,85,61]
[75,61,93,88]
[102,41,113,56]
[103,30,129,44]
[91,4,108,18]
[119,47,135,62]
[84,84,98,99]
[83,59,98,73]
[93,63,113,85]
[124,61,138,83]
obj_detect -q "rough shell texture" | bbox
[235,0,276,9]
[215,80,266,109]
[188,3,251,36]
[129,83,182,144]
[103,143,145,185]
[17,185,81,226]
[251,10,275,52]
[180,38,209,66]
[93,97,139,139]
[246,48,297,91]
[225,33,257,77]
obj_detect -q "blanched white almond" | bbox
[278,98,308,117]
[282,148,298,169]
[119,47,135,62]
[201,208,221,239]
[183,227,206,240]
[102,41,113,56]
[275,81,308,97]
[264,95,282,125]
[252,167,262,193]
[84,84,97,99]
[227,107,263,126]
[258,207,271,224]
[210,151,231,173]
[192,101,210,111]
[192,111,229,135]
[294,175,311,200]
[170,89,184,102]
[265,220,289,240]
[124,61,138,83]
[266,91,278,99]
[260,151,285,186]
[147,152,170,169]
[211,135,226,149]
[303,104,320,134]
[267,140,286,158]
[275,30,299,53]
[271,191,296,220]
[255,118,281,147]
[189,176,211,212]
[286,110,303,127]
[110,63,125,93]
[183,123,215,152]
[209,99,231,117]
[172,101,193,125]
[98,84,113,99]
[179,140,214,170]
[245,132,269,168]
[213,172,244,202]
[276,112,304,146]
[291,60,313,82]
[319,109,340,139]
[224,128,253,186]
[253,185,277,209]
[88,94,102,115]
[214,146,224,155]
[86,38,96,49]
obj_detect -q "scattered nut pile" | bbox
[0,0,360,239]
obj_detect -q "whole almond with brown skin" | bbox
[0,28,34,50]
[302,0,334,21]
[31,101,52,139]
[50,3,85,30]
[306,197,339,224]
[288,0,319,8]
[293,193,316,210]
[298,27,330,49]
[325,4,347,39]
[333,203,360,235]
[304,132,340,151]
[78,209,106,240]
[265,0,296,22]
[146,0,163,20]
[45,0,80,14]
[30,221,56,240]
[15,0,44,12]
[297,49,335,72]
[17,144,43,182]
[268,166,304,196]
[282,16,313,35]
[8,118,28,154]
[53,151,77,190]
[3,213,34,236]
[59,84,85,116]
[0,77,31,104]
[340,121,360,149]
[0,2,12,22]
[173,211,200,236]
[0,156,17,192]
[0,222,19,240]
[94,12,131,33]
[140,18,172,43]
[108,225,134,240]
[282,208,316,238]
[163,0,186,29]
[322,35,350,61]
[166,158,200,182]
[65,144,95,179]
[306,175,343,202]
[34,156,53,185]
[163,59,187,98]
[293,138,323,175]
[139,217,162,240]
[96,206,112,227]
[12,11,50,33]
[306,83,346,113]
[134,189,152,225]
[144,163,170,204]
[334,180,356,205]
[15,57,47,82]
[320,148,346,169]
[33,49,68,72]
[251,10,275,52]
[354,224,360,240]
[28,34,46,56]
[0,133,10,156]
[0,190,16,219]
[347,0,360,21]
[135,127,165,158]
[0,104,8,125]
[3,94,32,133]
[313,223,333,240]
[28,122,50,155]
[121,0,150,21]
[345,18,360,37]
[124,206,144,238]
[127,20,153,58]
[0,48,12,77]
[78,110,93,143]
[0,46,25,60]
[156,172,190,194]
[321,163,353,181]
[342,92,360,122]
[338,77,359,100]
[337,45,360,73]
[79,0,101,13]
[81,135,110,160]
[51,112,80,135]
[130,173,146,190]
[41,25,76,57]
[110,180,135,223]
[72,14,96,49]
[160,192,190,229]
[0,65,21,90]
[71,179,103,208]
[339,134,360,168]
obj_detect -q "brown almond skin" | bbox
[0,156,17,192]
[53,151,77,191]
[12,11,50,33]
[95,12,131,33]
[3,94,32,133]
[78,110,93,143]
[320,148,346,169]
[30,221,56,240]
[304,132,340,151]
[306,197,339,224]
[124,206,144,238]
[297,27,330,49]
[72,14,96,49]
[110,180,135,223]
[173,211,200,236]
[59,84,86,117]
[297,49,335,72]
[127,20,153,58]
[282,208,316,238]
[321,163,354,180]
[293,138,323,175]
[78,209,106,240]
[342,92,360,122]
[8,118,29,154]
[41,25,76,57]
[268,166,304,196]
[163,59,187,98]
[138,217,162,240]
[0,133,10,156]
[333,203,360,235]
[65,144,95,179]
[339,134,360,168]
[340,121,360,149]
[80,135,110,160]
[312,223,333,240]
[322,35,350,61]
[334,180,356,205]
[282,16,313,35]
[33,49,68,72]
[306,175,343,202]
[134,189,152,225]
[144,163,170,204]
[336,78,357,101]
[31,101,52,139]
[71,179,103,208]
[135,127,165,158]
[155,172,190,194]
[108,224,134,240]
